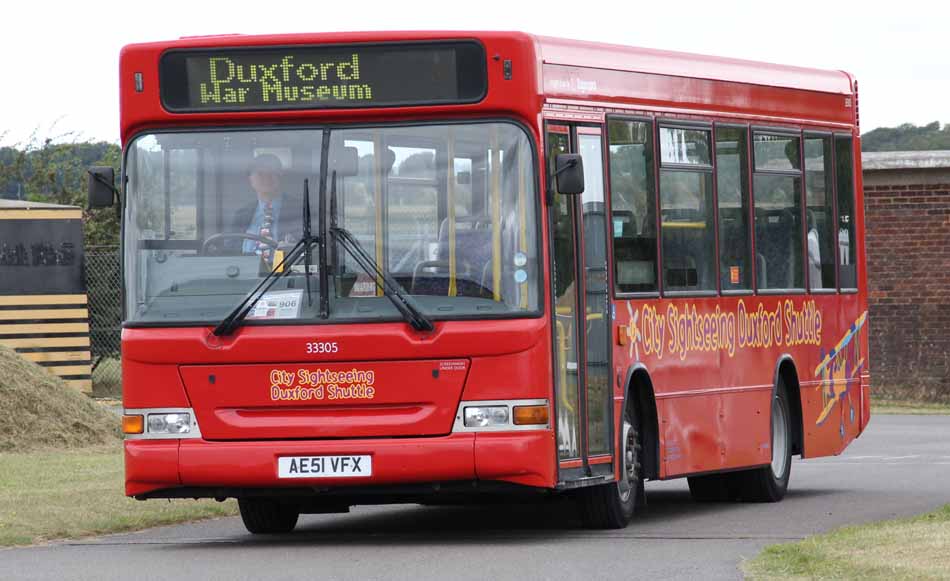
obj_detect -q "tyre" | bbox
[579,405,642,529]
[238,498,300,534]
[734,381,793,502]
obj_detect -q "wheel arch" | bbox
[621,364,660,480]
[773,355,804,457]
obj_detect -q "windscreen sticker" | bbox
[248,289,303,320]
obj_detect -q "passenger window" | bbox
[659,127,715,292]
[804,136,836,290]
[659,127,712,166]
[715,126,752,291]
[608,119,657,293]
[754,134,801,172]
[835,135,857,290]
[753,132,804,290]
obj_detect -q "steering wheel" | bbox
[201,232,279,256]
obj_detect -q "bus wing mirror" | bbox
[554,154,585,196]
[87,166,117,209]
[333,146,360,177]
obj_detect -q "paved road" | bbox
[5,415,950,580]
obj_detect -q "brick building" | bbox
[863,151,950,401]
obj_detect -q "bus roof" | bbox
[534,35,854,96]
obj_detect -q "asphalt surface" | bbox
[4,415,950,580]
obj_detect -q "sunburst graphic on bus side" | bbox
[625,301,641,360]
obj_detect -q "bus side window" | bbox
[835,135,857,290]
[804,135,836,290]
[607,119,657,293]
[715,126,752,291]
[658,126,715,293]
[753,133,804,291]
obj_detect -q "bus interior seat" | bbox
[612,210,657,292]
[755,208,798,289]
[410,216,492,296]
[661,208,708,290]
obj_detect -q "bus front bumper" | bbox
[125,431,557,498]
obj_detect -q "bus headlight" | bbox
[464,406,509,428]
[453,400,549,432]
[124,408,201,439]
[147,412,192,434]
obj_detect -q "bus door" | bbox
[546,123,614,485]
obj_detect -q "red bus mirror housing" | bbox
[554,153,584,196]
[87,166,117,209]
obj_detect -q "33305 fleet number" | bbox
[306,341,339,354]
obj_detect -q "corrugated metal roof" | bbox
[862,150,950,170]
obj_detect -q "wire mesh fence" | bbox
[85,246,122,397]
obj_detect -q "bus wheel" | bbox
[736,382,793,502]
[238,498,300,534]
[579,405,641,529]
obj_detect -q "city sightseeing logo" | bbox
[621,298,822,361]
[269,368,377,401]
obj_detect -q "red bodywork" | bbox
[119,31,868,498]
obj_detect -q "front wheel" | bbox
[238,498,300,534]
[578,406,642,529]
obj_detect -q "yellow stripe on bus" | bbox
[0,337,90,349]
[0,210,83,220]
[20,351,92,363]
[661,221,706,229]
[0,322,90,335]
[0,309,88,321]
[0,295,88,306]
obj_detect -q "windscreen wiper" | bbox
[212,179,318,336]
[328,171,434,332]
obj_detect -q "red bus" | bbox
[91,31,870,532]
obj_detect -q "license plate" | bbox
[277,455,372,479]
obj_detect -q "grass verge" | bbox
[744,504,950,580]
[0,445,237,546]
[871,399,950,415]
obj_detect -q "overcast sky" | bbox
[1,0,945,145]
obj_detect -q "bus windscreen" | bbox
[159,41,487,112]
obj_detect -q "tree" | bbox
[0,134,121,247]
[861,121,950,152]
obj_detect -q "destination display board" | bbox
[160,41,487,112]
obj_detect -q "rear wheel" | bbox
[579,405,641,529]
[238,498,300,534]
[734,383,793,502]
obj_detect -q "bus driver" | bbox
[231,154,302,260]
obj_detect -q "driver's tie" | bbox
[257,201,274,262]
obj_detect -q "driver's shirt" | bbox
[243,196,283,254]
